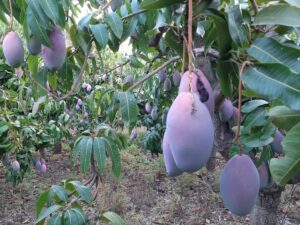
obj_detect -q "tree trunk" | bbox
[250,184,284,225]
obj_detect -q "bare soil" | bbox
[0,146,299,225]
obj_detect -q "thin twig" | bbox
[128,56,181,91]
[102,0,114,11]
[9,0,13,31]
[250,0,258,15]
[188,0,193,72]
[181,41,186,74]
[122,9,147,20]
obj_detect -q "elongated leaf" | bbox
[105,12,123,39]
[103,137,121,177]
[285,0,300,7]
[72,136,87,163]
[93,137,106,171]
[78,14,93,31]
[242,99,269,113]
[140,0,183,9]
[117,91,138,130]
[26,0,49,28]
[35,205,62,224]
[248,38,300,74]
[243,107,269,132]
[32,67,48,99]
[270,122,300,185]
[50,185,68,203]
[79,137,93,173]
[269,105,300,130]
[32,96,47,116]
[47,214,62,225]
[40,0,65,27]
[100,211,126,225]
[254,5,300,27]
[90,24,108,49]
[36,191,50,218]
[69,181,92,204]
[26,8,51,47]
[227,5,248,48]
[242,64,300,110]
[71,208,86,225]
[64,210,78,225]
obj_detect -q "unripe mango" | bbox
[172,70,181,86]
[2,31,24,67]
[27,36,41,55]
[166,92,214,172]
[12,160,20,172]
[228,106,239,128]
[219,99,234,122]
[162,132,182,177]
[158,69,167,83]
[164,78,172,91]
[179,70,214,116]
[151,106,158,120]
[220,154,259,216]
[41,27,66,70]
[270,130,283,153]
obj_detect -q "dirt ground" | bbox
[0,145,299,225]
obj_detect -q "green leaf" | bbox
[93,137,106,171]
[269,105,300,130]
[64,210,78,225]
[71,208,86,225]
[39,0,65,27]
[270,122,300,185]
[116,91,138,130]
[47,214,62,225]
[100,211,126,225]
[26,8,51,47]
[28,55,39,75]
[36,190,50,218]
[216,60,238,97]
[103,137,121,177]
[50,185,68,203]
[72,136,87,163]
[105,12,123,39]
[140,0,183,10]
[242,99,269,113]
[254,5,300,27]
[227,5,248,48]
[32,96,47,116]
[79,137,93,173]
[247,38,300,74]
[242,64,300,110]
[90,24,109,49]
[32,67,48,99]
[243,107,269,133]
[285,0,300,7]
[26,0,49,28]
[69,181,92,204]
[35,205,62,224]
[58,63,74,91]
[78,14,93,31]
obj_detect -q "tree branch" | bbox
[122,9,147,20]
[128,56,181,91]
[250,0,258,15]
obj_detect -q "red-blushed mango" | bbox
[12,160,20,172]
[145,102,152,113]
[162,131,182,177]
[270,130,284,153]
[258,162,269,188]
[219,99,234,122]
[41,27,66,70]
[166,92,214,172]
[40,163,47,173]
[27,36,41,55]
[220,154,259,216]
[178,70,215,116]
[172,70,181,86]
[2,31,24,67]
[110,0,121,11]
[164,78,172,91]
[151,106,158,120]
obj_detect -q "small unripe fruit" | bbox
[228,107,239,128]
[2,31,24,67]
[172,70,181,86]
[40,164,47,173]
[164,78,172,91]
[86,84,92,92]
[41,27,66,70]
[125,75,134,85]
[270,130,284,153]
[151,107,158,120]
[219,99,234,122]
[76,104,80,110]
[258,162,269,188]
[145,103,152,113]
[167,92,214,172]
[12,160,20,172]
[27,36,41,55]
[162,132,182,177]
[220,154,259,216]
[130,129,137,141]
[82,82,88,89]
[77,99,83,106]
[158,69,167,83]
[35,159,42,171]
[110,0,121,11]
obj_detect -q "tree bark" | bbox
[250,184,284,225]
